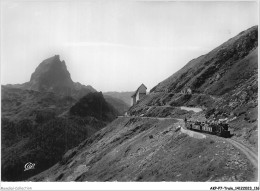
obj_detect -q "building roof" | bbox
[131,83,147,97]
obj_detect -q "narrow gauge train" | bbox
[185,120,231,138]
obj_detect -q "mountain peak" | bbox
[29,55,73,92]
[5,55,96,98]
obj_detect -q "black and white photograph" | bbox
[0,0,259,190]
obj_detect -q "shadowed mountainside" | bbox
[103,95,130,115]
[70,92,119,122]
[1,87,117,181]
[103,92,133,106]
[1,56,123,181]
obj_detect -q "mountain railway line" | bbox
[119,116,258,170]
[224,138,258,169]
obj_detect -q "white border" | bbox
[1,182,260,191]
[1,0,259,190]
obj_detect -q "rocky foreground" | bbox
[30,117,256,182]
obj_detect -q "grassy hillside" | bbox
[1,86,76,121]
[30,117,256,182]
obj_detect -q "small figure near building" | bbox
[131,84,147,106]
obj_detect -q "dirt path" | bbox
[118,116,179,121]
[137,116,178,121]
[144,105,203,112]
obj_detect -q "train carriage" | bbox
[185,120,231,138]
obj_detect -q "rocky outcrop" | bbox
[28,55,74,92]
[7,55,96,99]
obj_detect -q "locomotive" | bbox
[185,120,231,138]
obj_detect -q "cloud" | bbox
[64,41,130,48]
[63,41,204,51]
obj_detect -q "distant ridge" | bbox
[103,91,133,106]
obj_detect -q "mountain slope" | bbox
[129,25,258,147]
[30,117,256,182]
[70,92,119,122]
[103,95,130,115]
[1,85,76,122]
[151,25,257,95]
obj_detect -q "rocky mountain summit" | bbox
[29,55,74,92]
[7,55,96,99]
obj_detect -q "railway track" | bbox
[182,119,258,168]
[118,116,258,169]
[225,138,258,168]
[184,122,258,169]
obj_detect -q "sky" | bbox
[0,0,258,92]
